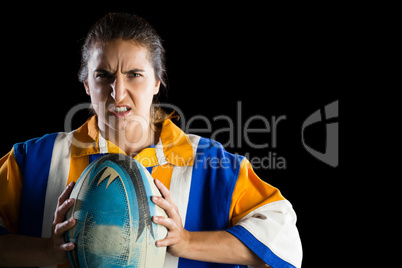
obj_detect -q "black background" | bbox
[1,3,353,267]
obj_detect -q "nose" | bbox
[110,75,127,102]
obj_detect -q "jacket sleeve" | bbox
[0,147,23,235]
[226,159,303,268]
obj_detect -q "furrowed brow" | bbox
[124,68,146,74]
[94,68,113,74]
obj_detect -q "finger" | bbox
[54,217,76,236]
[54,198,75,224]
[152,216,177,231]
[154,179,173,204]
[57,181,75,206]
[155,236,175,247]
[152,196,179,220]
[59,242,75,252]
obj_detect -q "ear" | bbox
[153,80,161,95]
[84,80,90,96]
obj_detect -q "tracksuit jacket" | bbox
[0,116,302,268]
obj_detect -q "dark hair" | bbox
[79,13,173,127]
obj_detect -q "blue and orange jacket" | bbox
[0,116,302,268]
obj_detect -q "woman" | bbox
[0,13,302,267]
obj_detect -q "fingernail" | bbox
[152,196,159,202]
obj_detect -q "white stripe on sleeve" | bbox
[235,200,303,268]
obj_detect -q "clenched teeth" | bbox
[113,107,129,113]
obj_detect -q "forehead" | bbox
[89,39,151,69]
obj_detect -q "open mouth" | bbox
[114,106,129,113]
[109,105,132,117]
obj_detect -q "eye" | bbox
[95,72,112,79]
[127,72,142,78]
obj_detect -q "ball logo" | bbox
[301,100,339,167]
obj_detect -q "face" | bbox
[84,39,160,138]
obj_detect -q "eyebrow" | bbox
[94,68,146,74]
[94,68,111,73]
[124,68,146,74]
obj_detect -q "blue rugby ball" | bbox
[65,154,167,268]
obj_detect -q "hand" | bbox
[46,181,77,264]
[151,179,190,257]
[150,179,266,266]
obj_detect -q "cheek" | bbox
[130,92,153,116]
[89,87,110,113]
[129,81,157,107]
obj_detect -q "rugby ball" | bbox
[65,154,167,268]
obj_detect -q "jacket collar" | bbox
[71,116,194,167]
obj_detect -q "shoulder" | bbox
[13,132,61,167]
[190,134,244,161]
[190,134,246,176]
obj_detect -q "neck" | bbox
[100,123,159,156]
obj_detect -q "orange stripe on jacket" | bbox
[67,155,89,186]
[0,148,23,234]
[151,164,174,190]
[229,158,285,227]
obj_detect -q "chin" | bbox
[100,113,150,133]
[106,120,127,132]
